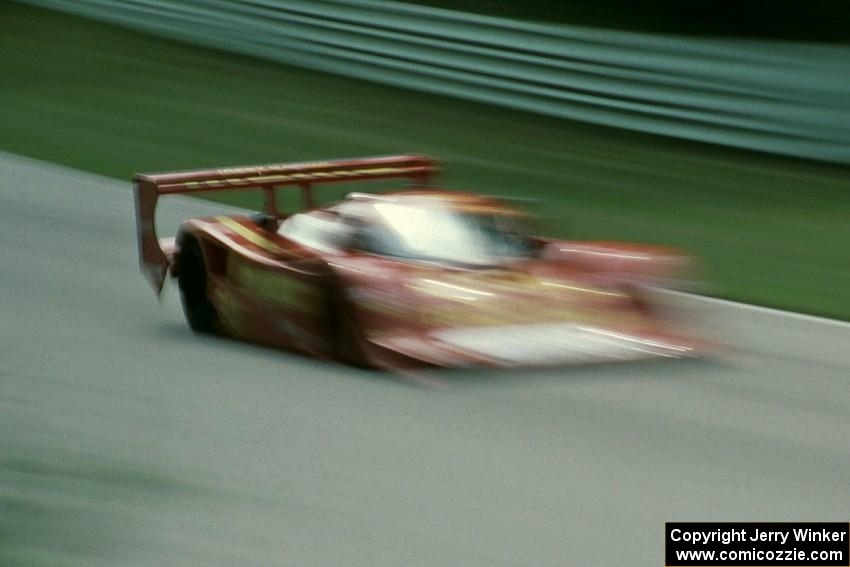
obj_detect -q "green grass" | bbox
[2,3,849,319]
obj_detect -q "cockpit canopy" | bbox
[278,191,537,265]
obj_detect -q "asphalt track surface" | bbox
[2,151,849,566]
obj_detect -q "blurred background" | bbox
[2,0,849,318]
[2,1,849,565]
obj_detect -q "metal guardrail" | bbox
[19,0,850,164]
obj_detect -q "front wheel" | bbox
[177,238,218,333]
[325,287,367,365]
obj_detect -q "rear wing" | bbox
[133,154,436,294]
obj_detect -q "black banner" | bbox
[666,522,849,566]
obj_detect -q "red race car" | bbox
[134,155,702,370]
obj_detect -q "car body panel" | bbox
[134,155,706,371]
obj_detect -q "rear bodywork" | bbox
[134,155,433,293]
[134,155,706,370]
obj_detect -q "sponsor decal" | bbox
[421,301,642,328]
[216,161,333,176]
[212,286,244,335]
[347,287,409,313]
[216,217,283,254]
[404,272,635,328]
[175,166,412,191]
[227,257,320,314]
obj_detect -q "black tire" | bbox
[177,238,218,333]
[325,288,345,359]
[325,286,360,363]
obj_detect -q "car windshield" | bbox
[360,202,534,265]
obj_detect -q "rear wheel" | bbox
[177,238,218,333]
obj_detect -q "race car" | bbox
[134,155,702,369]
